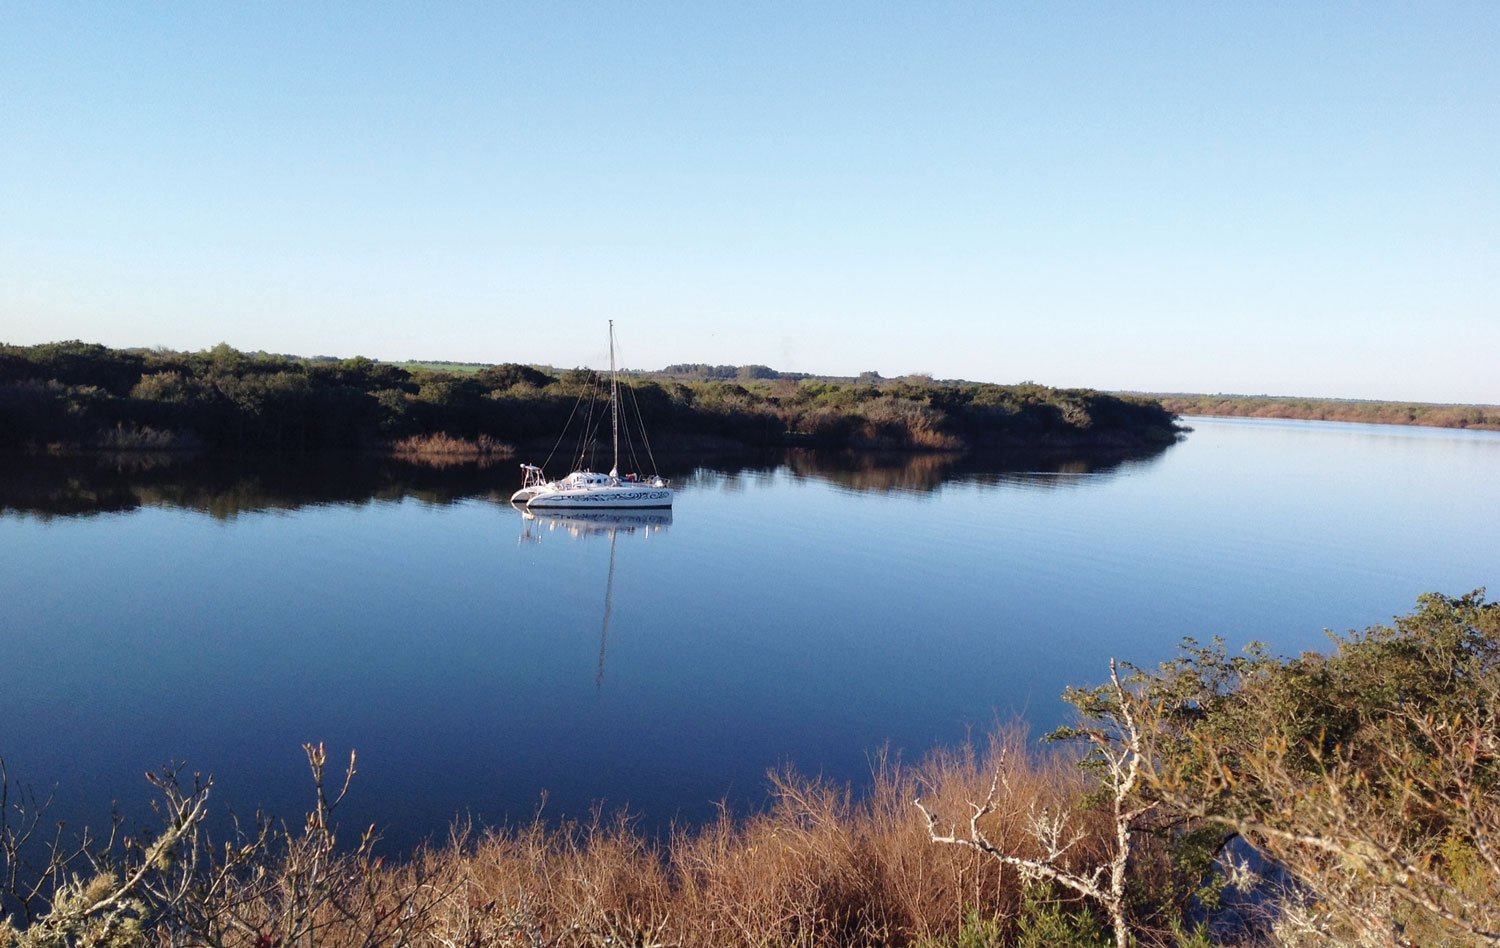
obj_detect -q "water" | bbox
[1,417,1496,851]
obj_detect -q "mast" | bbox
[609,319,619,476]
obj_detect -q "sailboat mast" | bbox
[609,319,619,475]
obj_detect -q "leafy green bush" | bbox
[1115,590,1500,946]
[1016,885,1110,948]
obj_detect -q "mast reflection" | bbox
[514,505,672,688]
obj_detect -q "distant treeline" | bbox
[1155,393,1500,430]
[0,341,1181,456]
[657,363,814,381]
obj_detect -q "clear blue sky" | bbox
[2,2,1496,402]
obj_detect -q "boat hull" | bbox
[525,485,673,509]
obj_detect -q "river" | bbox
[1,416,1496,851]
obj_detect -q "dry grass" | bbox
[93,423,200,451]
[854,400,966,451]
[402,728,1106,948]
[5,728,1136,948]
[387,433,514,467]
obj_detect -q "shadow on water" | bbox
[0,439,1178,518]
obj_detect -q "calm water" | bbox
[2,417,1497,850]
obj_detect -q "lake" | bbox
[2,416,1497,852]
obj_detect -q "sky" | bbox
[2,3,1496,403]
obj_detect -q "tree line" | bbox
[1156,393,1500,430]
[0,341,1181,456]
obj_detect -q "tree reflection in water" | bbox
[0,440,1175,519]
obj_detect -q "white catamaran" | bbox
[510,322,674,510]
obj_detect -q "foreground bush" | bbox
[4,733,1117,948]
[1133,590,1500,947]
[1037,589,1499,948]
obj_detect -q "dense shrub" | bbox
[0,342,1182,455]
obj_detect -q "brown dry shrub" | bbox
[94,423,199,452]
[4,727,1122,948]
[388,433,513,464]
[421,810,672,948]
[408,726,1105,948]
[856,400,964,450]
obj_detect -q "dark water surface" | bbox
[2,417,1497,851]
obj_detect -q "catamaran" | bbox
[510,322,674,509]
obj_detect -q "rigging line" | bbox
[583,408,610,468]
[614,378,644,474]
[625,424,643,476]
[572,385,593,470]
[581,377,622,472]
[620,382,646,474]
[625,380,661,476]
[609,331,655,476]
[542,384,591,473]
[618,397,636,471]
[572,372,607,471]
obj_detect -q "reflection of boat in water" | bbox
[514,505,672,538]
[511,321,674,510]
[513,504,669,688]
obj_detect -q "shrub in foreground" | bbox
[4,733,1118,948]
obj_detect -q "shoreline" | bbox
[1145,393,1500,431]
